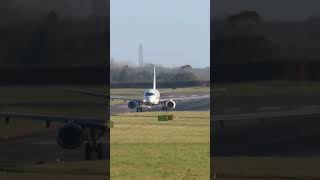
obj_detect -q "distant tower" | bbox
[139,43,144,66]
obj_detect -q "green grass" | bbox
[212,157,320,180]
[214,81,320,96]
[214,81,320,113]
[0,85,107,101]
[110,111,210,179]
[0,111,209,180]
[4,156,320,180]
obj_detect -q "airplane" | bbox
[69,66,210,112]
[112,66,210,112]
[0,112,108,161]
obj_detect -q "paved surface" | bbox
[0,130,86,166]
[111,94,210,114]
[212,106,320,156]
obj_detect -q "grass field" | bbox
[214,81,320,114]
[0,111,209,180]
[212,157,320,180]
[110,111,210,180]
[214,81,320,96]
[3,156,320,180]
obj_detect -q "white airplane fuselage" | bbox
[143,89,160,106]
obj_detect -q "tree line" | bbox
[110,62,209,83]
[0,6,107,66]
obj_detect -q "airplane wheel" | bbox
[140,107,143,112]
[136,107,139,112]
[96,142,104,160]
[85,142,92,160]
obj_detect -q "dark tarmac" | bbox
[212,107,320,156]
[0,130,85,166]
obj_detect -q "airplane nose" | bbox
[145,96,153,102]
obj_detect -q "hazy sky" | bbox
[110,0,210,68]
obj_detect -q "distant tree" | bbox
[24,10,62,64]
[227,10,263,34]
[181,65,192,69]
[26,24,50,64]
[117,65,129,82]
[174,71,199,81]
[135,70,152,82]
[227,10,263,26]
[158,72,175,82]
[46,10,60,26]
[0,0,12,17]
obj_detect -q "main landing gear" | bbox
[85,127,106,160]
[161,106,175,111]
[161,106,168,111]
[136,106,143,112]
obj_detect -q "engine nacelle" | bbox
[57,123,85,149]
[166,100,176,109]
[128,100,138,109]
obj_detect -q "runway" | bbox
[0,130,85,166]
[111,94,210,114]
[212,106,320,156]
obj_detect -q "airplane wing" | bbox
[65,89,143,103]
[159,94,210,103]
[65,89,108,98]
[110,97,143,103]
[0,112,106,128]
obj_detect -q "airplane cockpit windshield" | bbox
[145,92,155,96]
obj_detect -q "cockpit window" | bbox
[145,93,155,96]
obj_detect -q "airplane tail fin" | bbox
[153,66,156,89]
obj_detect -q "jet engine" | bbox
[128,100,138,109]
[166,100,176,109]
[57,123,85,149]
